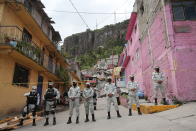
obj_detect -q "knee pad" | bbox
[32,111,36,117]
[45,111,49,116]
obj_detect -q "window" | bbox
[140,2,145,15]
[24,0,32,13]
[134,25,137,33]
[172,1,196,21]
[135,49,140,60]
[48,54,54,72]
[22,28,32,43]
[13,64,29,87]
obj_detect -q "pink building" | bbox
[119,0,196,103]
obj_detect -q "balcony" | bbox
[0,26,42,64]
[6,0,60,47]
[0,26,60,80]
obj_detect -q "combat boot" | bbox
[163,98,168,105]
[32,118,36,126]
[107,112,111,119]
[128,109,132,116]
[53,117,56,125]
[137,107,142,115]
[92,114,96,122]
[44,118,49,126]
[67,117,72,124]
[76,117,79,124]
[85,114,89,122]
[155,98,158,105]
[117,111,122,118]
[18,119,24,126]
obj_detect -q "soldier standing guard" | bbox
[152,66,167,105]
[43,82,60,126]
[83,83,96,122]
[67,82,81,124]
[18,86,40,126]
[127,75,142,116]
[104,78,121,119]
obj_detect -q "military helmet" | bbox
[48,82,54,86]
[32,86,37,90]
[86,83,90,85]
[154,66,160,69]
[129,74,134,78]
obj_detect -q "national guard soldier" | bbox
[104,78,121,119]
[127,75,142,116]
[152,66,167,105]
[67,81,81,124]
[43,82,60,126]
[18,86,40,126]
[83,83,96,122]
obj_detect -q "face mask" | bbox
[87,85,90,88]
[73,84,77,87]
[155,69,160,72]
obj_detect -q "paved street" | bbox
[16,98,196,131]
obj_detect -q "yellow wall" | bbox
[0,2,72,117]
[0,3,5,22]
[0,54,59,117]
[0,55,34,117]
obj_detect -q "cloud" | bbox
[41,0,134,39]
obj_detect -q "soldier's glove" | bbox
[108,94,113,97]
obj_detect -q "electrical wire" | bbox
[46,10,131,15]
[68,0,90,29]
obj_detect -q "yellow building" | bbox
[0,0,76,118]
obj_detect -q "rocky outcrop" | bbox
[62,20,129,57]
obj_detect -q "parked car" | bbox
[136,89,144,99]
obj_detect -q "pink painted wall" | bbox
[124,3,196,102]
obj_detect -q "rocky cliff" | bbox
[62,20,129,57]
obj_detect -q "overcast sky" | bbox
[41,0,134,40]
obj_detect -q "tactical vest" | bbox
[27,92,38,104]
[45,88,56,100]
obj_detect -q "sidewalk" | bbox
[15,98,196,131]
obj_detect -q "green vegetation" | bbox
[77,38,125,69]
[56,67,70,86]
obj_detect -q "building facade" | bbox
[120,0,196,103]
[0,0,76,117]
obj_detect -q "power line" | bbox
[46,10,131,15]
[68,0,90,29]
[96,0,131,27]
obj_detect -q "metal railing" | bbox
[7,0,55,44]
[0,26,64,78]
[0,26,43,64]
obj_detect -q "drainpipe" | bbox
[162,0,171,48]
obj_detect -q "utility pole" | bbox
[96,19,98,30]
[114,11,117,24]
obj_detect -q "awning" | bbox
[113,67,122,76]
[118,53,124,66]
[122,56,130,68]
[126,12,137,40]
